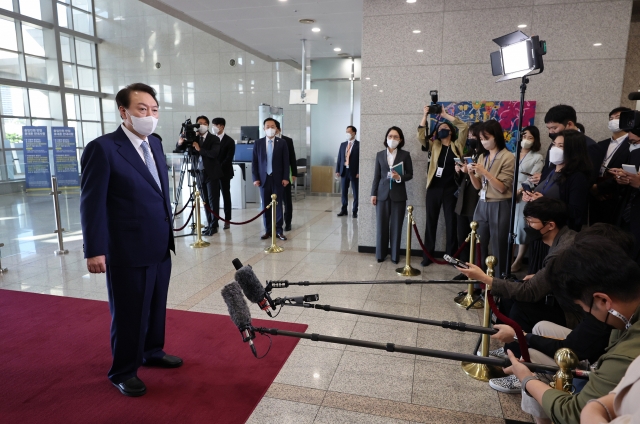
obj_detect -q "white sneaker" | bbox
[489,375,521,394]
[476,347,508,359]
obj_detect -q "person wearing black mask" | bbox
[417,107,469,266]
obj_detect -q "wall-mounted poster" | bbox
[22,126,51,190]
[428,101,537,152]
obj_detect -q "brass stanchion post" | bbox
[550,348,579,393]
[190,190,210,249]
[265,194,284,254]
[461,256,505,382]
[396,206,420,276]
[51,176,69,256]
[0,243,7,274]
[456,221,482,309]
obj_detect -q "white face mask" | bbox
[265,128,276,138]
[387,139,399,149]
[126,110,158,137]
[481,138,496,150]
[211,125,219,135]
[521,139,534,150]
[346,133,353,141]
[629,142,640,152]
[549,146,564,165]
[608,119,621,133]
[198,124,208,134]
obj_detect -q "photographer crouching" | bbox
[176,115,223,236]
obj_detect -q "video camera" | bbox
[620,92,640,135]
[179,118,200,147]
[426,90,443,115]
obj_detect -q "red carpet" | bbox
[0,290,306,423]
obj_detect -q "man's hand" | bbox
[178,136,185,145]
[335,172,340,178]
[87,255,106,273]
[356,174,359,178]
[292,176,297,183]
[193,141,200,152]
[282,180,289,187]
[522,191,543,202]
[456,262,492,285]
[491,324,517,343]
[371,196,377,206]
[253,181,261,187]
[528,173,541,185]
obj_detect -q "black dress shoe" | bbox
[391,259,399,264]
[143,354,183,368]
[210,226,218,235]
[421,258,433,267]
[353,213,358,218]
[223,223,231,230]
[276,234,287,241]
[285,224,292,231]
[112,377,146,397]
[337,211,348,217]
[261,233,271,240]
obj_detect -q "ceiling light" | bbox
[518,24,527,28]
[412,30,421,34]
[593,43,602,46]
[373,84,377,86]
[312,27,320,32]
[279,0,287,2]
[406,0,416,3]
[334,47,341,52]
[379,90,383,92]
[417,49,424,53]
[365,77,370,80]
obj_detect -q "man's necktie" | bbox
[267,139,273,175]
[345,142,351,166]
[140,141,162,191]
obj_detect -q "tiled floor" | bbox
[0,191,533,423]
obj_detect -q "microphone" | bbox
[628,92,640,101]
[221,282,257,356]
[232,258,243,270]
[234,263,275,317]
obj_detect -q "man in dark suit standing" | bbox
[80,83,181,397]
[336,125,360,218]
[211,117,235,230]
[252,118,290,240]
[274,120,297,231]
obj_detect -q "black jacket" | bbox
[371,149,413,202]
[540,167,590,231]
[592,136,630,195]
[454,153,480,216]
[217,133,236,180]
[281,135,297,179]
[175,133,223,180]
[617,149,640,264]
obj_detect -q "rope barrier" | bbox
[203,203,269,226]
[411,222,468,264]
[173,207,194,231]
[173,195,192,217]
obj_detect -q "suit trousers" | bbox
[376,198,406,262]
[473,199,511,277]
[423,185,458,261]
[219,178,232,221]
[106,251,172,384]
[201,174,220,229]
[283,181,293,227]
[340,173,359,214]
[261,175,284,235]
[456,214,473,262]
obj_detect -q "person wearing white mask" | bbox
[80,83,181,397]
[336,126,360,218]
[589,107,634,225]
[512,126,545,272]
[211,117,235,230]
[523,130,592,232]
[468,119,515,277]
[371,127,413,263]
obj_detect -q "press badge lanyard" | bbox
[539,169,557,195]
[600,140,624,176]
[480,152,500,201]
[435,145,450,178]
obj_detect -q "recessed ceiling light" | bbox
[279,0,287,2]
[412,30,421,34]
[406,0,416,3]
[334,47,341,52]
[365,77,370,80]
[417,49,424,53]
[379,90,383,92]
[312,27,320,32]
[518,24,527,28]
[593,43,602,46]
[373,84,377,87]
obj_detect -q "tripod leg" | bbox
[466,293,484,311]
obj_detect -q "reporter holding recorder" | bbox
[371,127,413,264]
[417,107,469,266]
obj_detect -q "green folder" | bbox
[390,161,404,189]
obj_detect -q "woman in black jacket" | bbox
[523,129,592,231]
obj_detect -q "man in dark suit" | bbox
[589,107,633,224]
[80,83,180,397]
[252,118,290,240]
[211,117,235,230]
[274,120,297,231]
[336,125,359,218]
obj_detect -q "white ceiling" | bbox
[152,0,363,63]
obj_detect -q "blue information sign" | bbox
[22,126,51,190]
[52,127,80,188]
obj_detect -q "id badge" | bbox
[599,166,605,177]
[387,171,392,179]
[436,167,444,178]
[480,189,486,201]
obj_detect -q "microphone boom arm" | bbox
[267,279,484,289]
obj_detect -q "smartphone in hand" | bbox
[521,182,532,193]
[520,171,533,177]
[443,254,469,269]
[465,157,474,164]
[454,158,463,164]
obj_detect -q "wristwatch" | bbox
[522,375,540,397]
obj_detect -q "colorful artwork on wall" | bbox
[428,101,537,152]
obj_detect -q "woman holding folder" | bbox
[371,127,414,263]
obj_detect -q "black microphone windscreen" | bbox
[629,92,640,101]
[221,282,252,330]
[235,266,265,304]
[232,258,243,270]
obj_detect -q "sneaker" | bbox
[476,347,508,359]
[489,375,521,394]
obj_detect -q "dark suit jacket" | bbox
[540,167,590,231]
[371,148,413,202]
[252,136,290,184]
[336,140,359,178]
[593,136,630,194]
[197,133,224,180]
[618,149,640,263]
[80,126,175,267]
[281,135,297,179]
[217,133,236,180]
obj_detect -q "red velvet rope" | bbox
[411,222,468,264]
[172,207,194,231]
[474,242,531,362]
[173,199,191,217]
[203,203,269,226]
